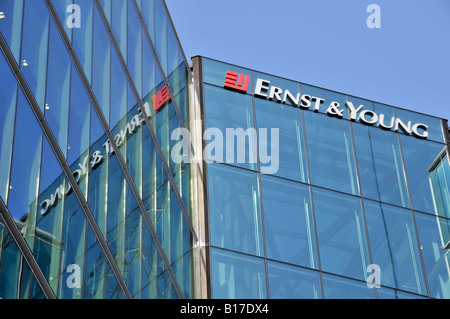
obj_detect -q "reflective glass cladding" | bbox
[199,56,450,299]
[0,0,196,299]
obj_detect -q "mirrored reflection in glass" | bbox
[313,188,370,281]
[208,164,263,257]
[377,287,427,299]
[204,84,257,171]
[0,50,18,202]
[211,248,267,299]
[395,108,445,144]
[203,58,252,94]
[300,84,347,115]
[400,135,444,214]
[304,111,359,196]
[267,261,322,299]
[322,273,376,299]
[364,200,427,295]
[353,123,410,207]
[0,220,45,299]
[429,155,450,220]
[255,99,308,182]
[0,0,24,63]
[415,212,450,299]
[261,176,317,269]
[72,0,93,84]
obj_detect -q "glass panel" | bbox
[128,0,143,97]
[364,200,427,295]
[322,273,376,299]
[111,0,127,62]
[45,19,71,157]
[267,261,322,299]
[154,0,168,75]
[304,111,359,195]
[208,164,263,256]
[255,98,308,181]
[204,84,257,171]
[401,135,444,214]
[377,288,427,299]
[141,0,155,42]
[353,123,410,207]
[211,248,267,299]
[313,188,370,281]
[0,0,24,63]
[261,176,317,269]
[0,50,17,202]
[52,0,73,41]
[92,4,111,123]
[415,212,450,299]
[72,0,93,83]
[20,0,49,109]
[345,96,396,123]
[430,156,450,220]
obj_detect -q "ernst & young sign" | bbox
[223,70,429,139]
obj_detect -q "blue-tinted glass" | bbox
[110,48,127,127]
[92,5,111,123]
[211,248,267,299]
[141,0,155,42]
[255,98,308,181]
[203,58,252,94]
[322,273,376,299]
[395,108,445,143]
[0,50,17,202]
[204,84,257,171]
[415,212,450,299]
[313,188,370,281]
[45,19,71,156]
[112,0,127,61]
[97,0,111,24]
[253,72,300,106]
[128,0,143,97]
[377,288,427,299]
[304,111,359,195]
[300,84,347,115]
[353,123,410,207]
[429,156,450,220]
[401,135,444,214]
[52,0,73,41]
[0,0,24,62]
[208,164,263,256]
[72,0,93,83]
[142,36,157,99]
[364,200,427,295]
[261,176,317,269]
[20,0,49,109]
[346,96,396,123]
[267,261,322,299]
[7,90,42,221]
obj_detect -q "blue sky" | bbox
[166,0,450,123]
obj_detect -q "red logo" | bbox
[152,85,171,111]
[224,70,250,93]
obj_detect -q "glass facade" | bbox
[1,0,450,301]
[0,0,196,299]
[198,56,450,299]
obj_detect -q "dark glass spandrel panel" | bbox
[208,164,263,257]
[364,200,427,295]
[0,50,17,202]
[322,273,376,299]
[300,84,347,115]
[211,248,267,299]
[20,0,49,109]
[204,84,257,171]
[313,188,370,281]
[7,90,42,221]
[267,261,322,299]
[72,0,93,83]
[401,135,444,214]
[203,58,252,94]
[395,108,445,144]
[0,0,24,63]
[304,111,359,196]
[415,212,450,299]
[261,176,317,269]
[92,4,111,124]
[255,98,308,181]
[353,123,410,207]
[45,19,71,157]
